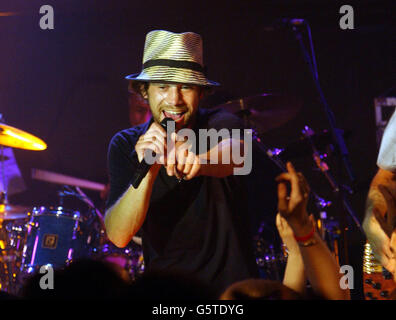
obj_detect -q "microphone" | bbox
[263,18,306,31]
[131,117,174,189]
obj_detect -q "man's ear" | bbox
[129,81,149,100]
[139,83,149,99]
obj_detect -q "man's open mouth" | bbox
[163,110,186,122]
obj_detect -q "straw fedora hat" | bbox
[125,30,219,87]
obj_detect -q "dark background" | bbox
[0,0,395,299]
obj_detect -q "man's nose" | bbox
[166,86,184,106]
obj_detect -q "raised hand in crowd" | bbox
[276,213,306,295]
[276,162,350,300]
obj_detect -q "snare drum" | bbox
[20,206,91,274]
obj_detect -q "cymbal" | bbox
[0,123,47,151]
[0,204,29,220]
[215,93,302,133]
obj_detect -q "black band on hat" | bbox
[143,59,205,74]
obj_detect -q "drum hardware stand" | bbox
[262,137,344,267]
[253,133,345,272]
[58,184,106,257]
[0,115,7,206]
[60,185,105,228]
[0,114,13,294]
[1,147,8,207]
[287,20,363,267]
[254,132,332,232]
[301,125,363,266]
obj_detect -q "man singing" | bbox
[104,30,258,295]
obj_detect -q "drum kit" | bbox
[0,120,144,296]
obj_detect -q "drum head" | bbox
[31,206,81,220]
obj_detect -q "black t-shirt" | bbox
[106,108,260,295]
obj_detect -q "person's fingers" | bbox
[149,122,167,138]
[286,162,302,203]
[166,162,175,176]
[182,151,195,175]
[278,214,289,230]
[374,207,392,237]
[173,137,190,171]
[137,122,168,154]
[168,143,183,179]
[141,132,167,151]
[286,161,297,175]
[143,139,166,158]
[184,156,200,180]
[142,127,166,139]
[176,149,187,173]
[166,133,177,166]
[136,142,160,158]
[298,173,310,199]
[142,130,167,148]
[277,181,289,215]
[275,213,284,233]
[136,130,168,164]
[276,212,281,225]
[173,165,182,180]
[276,169,310,198]
[167,149,192,180]
[275,172,292,183]
[176,162,185,174]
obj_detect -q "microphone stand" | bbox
[0,114,7,206]
[290,21,364,266]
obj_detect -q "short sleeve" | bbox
[105,130,140,210]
